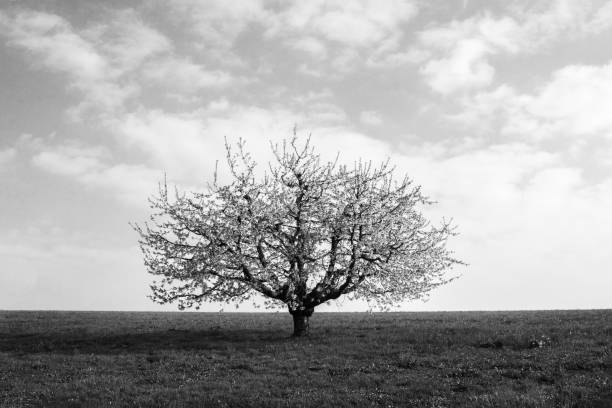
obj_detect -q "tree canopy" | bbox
[134,135,461,335]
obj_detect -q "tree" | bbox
[134,134,461,336]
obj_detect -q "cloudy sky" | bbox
[1,0,611,311]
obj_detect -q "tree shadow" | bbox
[0,328,291,355]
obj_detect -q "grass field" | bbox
[1,310,611,407]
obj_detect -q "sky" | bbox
[1,0,611,312]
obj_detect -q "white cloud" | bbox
[288,36,328,59]
[269,0,417,46]
[587,1,612,34]
[516,63,612,137]
[0,7,237,118]
[360,110,383,126]
[0,224,133,262]
[0,10,108,80]
[305,102,348,124]
[0,10,140,118]
[330,49,360,73]
[84,9,171,74]
[112,109,219,182]
[367,46,429,68]
[0,148,16,166]
[297,63,323,77]
[415,0,612,94]
[33,148,106,177]
[291,89,335,105]
[414,13,519,94]
[67,84,139,122]
[0,8,170,112]
[391,142,612,310]
[100,100,391,196]
[420,38,495,94]
[453,61,612,141]
[13,94,352,205]
[0,222,151,310]
[26,137,158,205]
[142,57,233,92]
[398,143,558,214]
[265,0,418,68]
[512,0,612,47]
[164,0,268,54]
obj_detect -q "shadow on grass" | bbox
[0,328,292,355]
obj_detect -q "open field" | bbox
[1,310,610,407]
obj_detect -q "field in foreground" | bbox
[0,310,611,407]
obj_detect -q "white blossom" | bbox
[134,134,462,317]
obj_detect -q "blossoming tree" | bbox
[134,135,461,336]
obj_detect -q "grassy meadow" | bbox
[0,310,610,407]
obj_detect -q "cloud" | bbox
[512,0,612,46]
[268,0,417,46]
[0,8,171,110]
[142,57,233,92]
[156,0,418,74]
[84,8,171,74]
[163,0,268,56]
[13,86,352,204]
[296,63,324,77]
[0,9,108,80]
[32,146,107,177]
[366,46,429,68]
[0,148,16,166]
[360,110,383,126]
[392,142,612,309]
[420,38,495,94]
[0,7,236,119]
[413,13,520,94]
[265,0,418,69]
[25,137,159,205]
[35,153,159,206]
[587,1,612,34]
[111,109,220,182]
[288,36,328,59]
[414,0,612,94]
[109,94,358,181]
[0,9,143,118]
[0,222,151,310]
[0,6,251,122]
[398,142,558,215]
[452,60,612,142]
[0,223,133,262]
[512,63,612,138]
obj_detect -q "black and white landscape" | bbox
[1,1,611,406]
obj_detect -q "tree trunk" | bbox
[290,307,314,337]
